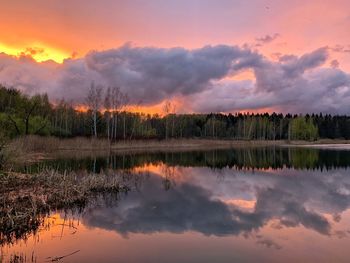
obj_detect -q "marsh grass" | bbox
[0,169,129,245]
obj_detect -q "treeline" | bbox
[0,85,350,141]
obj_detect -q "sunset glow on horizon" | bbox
[0,42,71,63]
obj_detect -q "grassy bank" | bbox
[2,136,284,166]
[8,135,286,152]
[2,136,349,167]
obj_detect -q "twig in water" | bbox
[46,250,80,262]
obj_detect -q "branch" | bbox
[34,120,48,134]
[25,101,39,120]
[7,114,20,135]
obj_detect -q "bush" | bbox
[290,117,319,141]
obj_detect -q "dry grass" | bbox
[6,136,350,152]
[3,136,60,166]
[6,136,285,154]
[0,169,129,245]
[4,136,349,166]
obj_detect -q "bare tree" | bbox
[23,98,39,135]
[86,82,103,137]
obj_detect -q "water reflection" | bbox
[81,166,350,238]
[22,147,350,173]
[3,147,350,262]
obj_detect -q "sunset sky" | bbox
[0,0,350,114]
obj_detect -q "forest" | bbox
[0,84,349,141]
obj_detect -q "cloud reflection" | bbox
[82,168,350,238]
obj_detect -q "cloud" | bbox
[0,44,349,113]
[20,47,45,57]
[255,33,280,44]
[0,44,261,105]
[331,45,350,53]
[279,47,328,77]
[330,59,340,68]
[256,237,282,250]
[82,175,261,237]
[0,53,58,95]
[254,186,331,234]
[81,167,350,238]
[82,44,261,104]
[190,47,350,113]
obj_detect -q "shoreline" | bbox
[284,143,350,150]
[3,136,350,166]
[6,136,350,152]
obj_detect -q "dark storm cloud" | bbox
[83,44,260,104]
[0,44,349,113]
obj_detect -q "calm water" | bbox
[2,147,350,262]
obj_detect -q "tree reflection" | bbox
[22,147,350,173]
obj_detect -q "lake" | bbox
[2,146,350,262]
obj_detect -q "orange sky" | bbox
[0,0,349,114]
[1,0,349,64]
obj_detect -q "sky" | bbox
[0,0,350,114]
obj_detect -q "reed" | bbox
[0,169,129,245]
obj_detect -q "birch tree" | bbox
[86,82,103,137]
